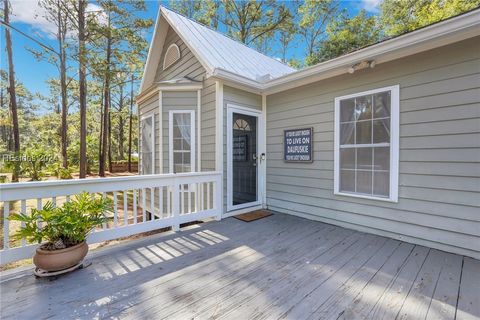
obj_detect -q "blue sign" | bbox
[284,128,313,162]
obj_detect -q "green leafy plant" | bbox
[51,163,74,180]
[9,192,112,250]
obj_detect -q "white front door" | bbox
[227,105,263,212]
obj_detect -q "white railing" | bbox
[0,172,222,264]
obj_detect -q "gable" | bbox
[154,26,206,83]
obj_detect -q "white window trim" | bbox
[334,85,399,202]
[163,44,180,70]
[169,110,196,173]
[140,113,155,175]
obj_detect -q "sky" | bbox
[0,0,382,111]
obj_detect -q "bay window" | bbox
[334,85,399,202]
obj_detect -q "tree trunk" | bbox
[118,83,124,160]
[58,0,68,169]
[4,0,20,182]
[99,23,112,177]
[98,87,104,171]
[108,109,112,173]
[78,0,87,178]
[128,75,134,172]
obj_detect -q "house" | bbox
[137,6,480,260]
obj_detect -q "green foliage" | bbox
[51,163,74,179]
[380,0,480,37]
[21,145,56,181]
[169,0,219,28]
[312,10,380,64]
[9,192,111,247]
[220,0,290,45]
[298,0,339,65]
[67,135,99,174]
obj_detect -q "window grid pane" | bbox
[172,112,193,173]
[339,91,391,198]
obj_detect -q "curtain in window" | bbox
[174,113,191,149]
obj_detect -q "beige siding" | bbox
[138,94,160,174]
[201,78,217,172]
[265,37,480,259]
[154,26,205,82]
[223,85,262,211]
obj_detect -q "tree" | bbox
[380,0,480,37]
[220,0,290,45]
[312,10,380,63]
[169,0,219,28]
[298,0,339,66]
[88,0,151,176]
[127,74,135,172]
[276,5,297,63]
[29,0,74,169]
[77,0,88,178]
[3,0,20,182]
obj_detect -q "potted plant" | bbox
[10,192,111,272]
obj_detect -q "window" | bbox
[334,85,399,202]
[169,110,195,173]
[163,44,180,70]
[141,114,155,175]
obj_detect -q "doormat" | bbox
[234,210,273,222]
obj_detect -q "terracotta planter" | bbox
[33,242,88,272]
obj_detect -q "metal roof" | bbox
[160,6,296,82]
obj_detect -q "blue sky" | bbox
[1,0,381,110]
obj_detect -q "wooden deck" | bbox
[0,213,478,320]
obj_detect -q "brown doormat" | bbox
[234,210,273,222]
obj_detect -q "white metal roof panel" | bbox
[161,6,296,82]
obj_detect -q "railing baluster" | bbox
[214,176,222,220]
[21,200,26,246]
[159,186,163,219]
[201,183,204,211]
[3,201,9,249]
[52,197,57,208]
[36,198,42,229]
[66,195,70,202]
[133,189,138,224]
[172,181,180,231]
[167,186,171,217]
[113,191,118,227]
[102,192,107,229]
[150,188,154,220]
[127,189,133,226]
[180,184,184,215]
[188,184,192,214]
[195,183,199,213]
[142,188,146,223]
[207,182,211,210]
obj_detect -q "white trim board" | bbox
[226,104,263,212]
[137,84,203,104]
[333,84,399,203]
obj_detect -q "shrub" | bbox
[9,192,112,249]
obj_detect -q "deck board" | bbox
[456,257,480,320]
[0,213,477,320]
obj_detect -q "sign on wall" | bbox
[233,135,248,161]
[284,128,313,162]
